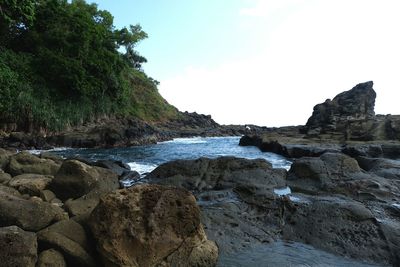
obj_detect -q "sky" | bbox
[90,0,400,127]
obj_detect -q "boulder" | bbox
[51,159,119,200]
[8,173,52,196]
[38,231,96,267]
[38,219,94,266]
[0,225,37,267]
[282,195,397,266]
[92,159,131,176]
[40,189,56,202]
[0,184,21,196]
[64,192,101,217]
[89,184,218,267]
[287,152,361,194]
[288,152,400,202]
[7,151,60,176]
[0,190,67,231]
[147,156,286,194]
[38,249,67,267]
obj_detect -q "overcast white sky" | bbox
[94,0,400,127]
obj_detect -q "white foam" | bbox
[28,147,69,155]
[161,137,207,144]
[274,186,292,196]
[127,162,158,175]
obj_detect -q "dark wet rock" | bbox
[287,152,361,194]
[147,156,286,194]
[51,159,119,200]
[0,225,37,267]
[89,184,218,267]
[64,193,101,217]
[37,219,95,266]
[118,170,141,187]
[92,160,131,176]
[0,190,67,231]
[38,249,67,267]
[8,173,52,196]
[40,152,64,164]
[7,151,60,176]
[147,157,289,257]
[38,230,96,267]
[356,157,400,179]
[39,219,90,251]
[282,195,398,266]
[287,152,400,202]
[239,135,341,158]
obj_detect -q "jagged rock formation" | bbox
[304,81,400,141]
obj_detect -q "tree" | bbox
[116,24,148,69]
[0,0,36,45]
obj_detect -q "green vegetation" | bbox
[0,0,178,131]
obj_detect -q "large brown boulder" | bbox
[89,184,218,267]
[7,151,60,176]
[0,225,37,267]
[0,190,67,231]
[51,159,119,200]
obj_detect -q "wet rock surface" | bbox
[147,155,400,266]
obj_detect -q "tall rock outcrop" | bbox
[304,81,400,141]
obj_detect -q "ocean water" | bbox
[50,136,385,267]
[51,136,292,174]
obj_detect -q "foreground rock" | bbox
[0,190,67,231]
[7,151,60,176]
[51,159,119,217]
[0,225,37,267]
[282,194,399,266]
[89,184,218,267]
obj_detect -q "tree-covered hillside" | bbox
[0,0,178,132]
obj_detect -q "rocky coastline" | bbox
[0,81,399,266]
[0,111,267,150]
